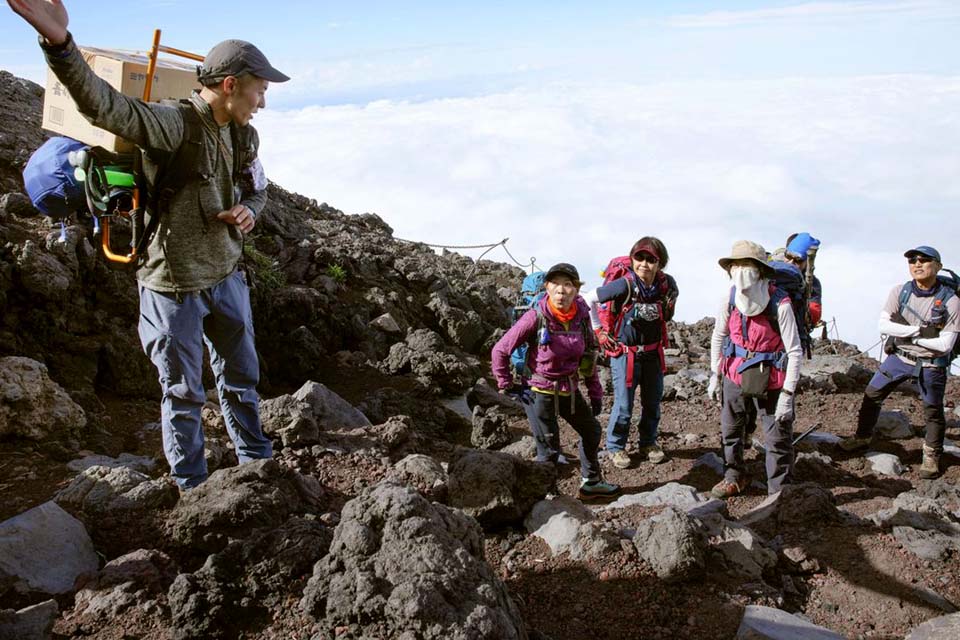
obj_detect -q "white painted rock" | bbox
[736,605,845,639]
[865,451,905,476]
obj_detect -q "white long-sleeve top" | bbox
[710,297,802,394]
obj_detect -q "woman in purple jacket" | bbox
[492,263,621,500]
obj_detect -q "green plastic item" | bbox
[104,169,135,187]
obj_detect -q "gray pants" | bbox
[522,390,602,481]
[138,270,273,488]
[720,376,794,494]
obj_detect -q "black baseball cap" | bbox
[198,39,290,85]
[544,263,582,285]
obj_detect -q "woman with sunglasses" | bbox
[492,263,622,501]
[583,237,678,470]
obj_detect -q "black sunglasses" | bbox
[633,252,659,264]
[907,256,933,265]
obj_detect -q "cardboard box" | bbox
[42,46,200,153]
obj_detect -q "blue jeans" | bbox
[606,350,663,452]
[138,271,273,488]
[856,354,947,451]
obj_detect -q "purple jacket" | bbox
[491,296,602,401]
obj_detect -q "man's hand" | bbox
[8,0,69,45]
[217,205,256,234]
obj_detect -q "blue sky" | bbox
[2,1,960,358]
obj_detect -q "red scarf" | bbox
[548,297,577,324]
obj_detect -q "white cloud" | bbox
[667,0,960,29]
[253,74,960,358]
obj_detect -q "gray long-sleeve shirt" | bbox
[43,35,267,292]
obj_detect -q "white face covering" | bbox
[730,265,769,317]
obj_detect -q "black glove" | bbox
[590,398,603,416]
[919,325,941,339]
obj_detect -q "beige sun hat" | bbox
[718,240,776,279]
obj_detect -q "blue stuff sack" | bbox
[22,136,88,219]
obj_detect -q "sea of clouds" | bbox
[254,73,959,362]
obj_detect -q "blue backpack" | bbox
[22,136,88,219]
[768,259,813,357]
[509,271,547,377]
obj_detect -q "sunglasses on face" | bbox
[633,253,659,265]
[907,256,933,265]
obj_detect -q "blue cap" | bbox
[904,245,941,262]
[786,232,821,258]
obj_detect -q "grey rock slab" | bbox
[66,453,157,474]
[906,611,960,639]
[0,501,98,595]
[603,482,709,511]
[0,599,58,640]
[736,605,844,639]
[865,451,905,476]
[701,514,777,579]
[694,452,725,476]
[893,526,960,561]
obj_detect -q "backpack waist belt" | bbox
[894,347,948,369]
[613,342,667,386]
[722,338,787,374]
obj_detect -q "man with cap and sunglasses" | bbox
[8,0,288,488]
[838,246,959,479]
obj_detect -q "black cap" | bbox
[544,262,582,285]
[198,39,290,85]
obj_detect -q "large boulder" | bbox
[380,328,482,394]
[633,506,706,581]
[471,405,513,450]
[386,454,449,502]
[169,517,332,640]
[0,501,98,596]
[55,465,177,516]
[71,549,176,622]
[167,459,319,553]
[260,380,371,446]
[797,354,873,393]
[0,600,58,640]
[0,356,86,439]
[447,449,556,529]
[741,483,840,530]
[300,482,527,640]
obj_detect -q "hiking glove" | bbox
[918,325,940,339]
[707,374,720,402]
[590,398,603,417]
[595,328,616,350]
[775,392,795,422]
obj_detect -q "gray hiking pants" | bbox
[138,270,272,488]
[720,376,794,494]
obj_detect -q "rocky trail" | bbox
[2,69,960,640]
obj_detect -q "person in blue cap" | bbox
[839,246,959,479]
[781,232,823,327]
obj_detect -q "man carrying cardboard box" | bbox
[8,0,289,489]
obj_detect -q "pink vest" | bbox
[721,296,788,390]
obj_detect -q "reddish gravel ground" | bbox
[3,369,959,640]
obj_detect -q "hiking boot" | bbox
[837,435,871,453]
[919,445,942,480]
[710,477,749,499]
[610,450,632,469]
[578,477,622,501]
[639,443,667,464]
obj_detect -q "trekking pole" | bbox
[792,423,820,446]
